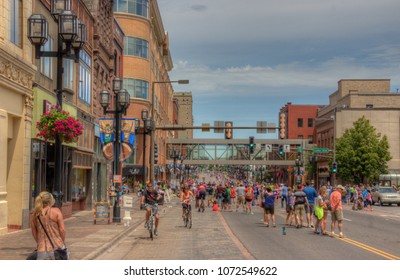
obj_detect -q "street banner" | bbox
[99,118,114,143]
[121,118,136,146]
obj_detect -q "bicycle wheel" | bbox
[184,211,188,227]
[149,216,154,240]
[188,210,192,229]
[201,200,205,212]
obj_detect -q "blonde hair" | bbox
[34,191,55,217]
[318,186,327,196]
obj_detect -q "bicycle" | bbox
[183,202,192,229]
[146,204,158,240]
[199,198,205,212]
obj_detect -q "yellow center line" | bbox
[275,209,400,260]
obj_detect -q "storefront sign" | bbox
[123,195,133,208]
[114,175,122,183]
[122,165,144,176]
[94,202,110,224]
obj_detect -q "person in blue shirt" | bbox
[302,182,318,228]
[262,187,277,227]
[281,184,288,208]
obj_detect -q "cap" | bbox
[337,185,345,190]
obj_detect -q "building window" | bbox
[63,59,74,90]
[40,37,53,78]
[297,118,303,128]
[79,50,91,104]
[124,37,149,59]
[308,135,313,143]
[124,78,148,99]
[114,0,149,17]
[366,104,373,109]
[10,0,22,47]
[308,118,313,128]
[297,135,303,139]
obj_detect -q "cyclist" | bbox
[141,182,162,236]
[196,183,207,212]
[180,185,195,219]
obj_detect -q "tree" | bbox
[335,116,391,184]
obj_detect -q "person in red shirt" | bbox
[212,201,220,211]
[330,185,345,238]
[196,184,207,212]
[244,184,254,215]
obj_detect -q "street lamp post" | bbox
[28,0,86,208]
[316,113,336,186]
[139,109,154,187]
[150,80,189,183]
[100,78,130,223]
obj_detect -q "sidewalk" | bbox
[0,197,149,260]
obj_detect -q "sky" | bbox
[157,0,400,139]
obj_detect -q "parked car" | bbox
[371,187,400,206]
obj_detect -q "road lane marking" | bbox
[217,212,255,260]
[332,235,400,260]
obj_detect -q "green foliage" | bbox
[335,116,391,184]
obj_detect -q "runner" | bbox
[244,184,254,215]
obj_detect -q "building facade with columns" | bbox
[0,0,36,234]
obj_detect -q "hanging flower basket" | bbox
[36,105,83,143]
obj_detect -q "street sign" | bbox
[313,148,329,153]
[297,147,303,153]
[113,175,122,183]
[265,144,272,152]
[283,144,290,152]
[201,123,210,132]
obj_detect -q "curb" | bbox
[81,217,145,260]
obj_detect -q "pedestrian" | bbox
[330,185,345,238]
[293,185,309,228]
[313,186,328,235]
[281,184,288,208]
[303,182,318,228]
[285,187,295,226]
[262,187,277,227]
[30,191,66,260]
[244,184,255,215]
[230,184,237,210]
[236,183,246,212]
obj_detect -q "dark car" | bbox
[371,187,400,206]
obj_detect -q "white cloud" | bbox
[171,46,400,97]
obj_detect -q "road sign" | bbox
[283,144,290,152]
[265,144,272,152]
[113,175,122,183]
[313,148,329,153]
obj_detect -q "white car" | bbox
[372,187,400,206]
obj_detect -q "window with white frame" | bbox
[79,50,91,104]
[63,59,74,90]
[10,0,22,47]
[40,37,53,78]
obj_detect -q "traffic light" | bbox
[154,144,158,164]
[332,162,337,173]
[249,136,255,154]
[225,121,233,139]
[279,145,284,155]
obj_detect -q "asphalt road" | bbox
[222,202,400,260]
[95,194,400,260]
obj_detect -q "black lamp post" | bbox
[28,0,86,208]
[139,109,154,187]
[100,78,130,223]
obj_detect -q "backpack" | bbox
[296,194,305,204]
[222,188,228,198]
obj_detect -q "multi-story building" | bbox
[316,79,400,185]
[173,92,193,139]
[0,0,36,234]
[114,0,177,183]
[30,0,95,217]
[279,102,321,143]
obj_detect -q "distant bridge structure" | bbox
[165,138,311,166]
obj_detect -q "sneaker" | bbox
[339,232,344,238]
[144,221,148,229]
[273,223,276,228]
[154,228,158,236]
[250,212,254,215]
[331,232,335,238]
[311,223,314,227]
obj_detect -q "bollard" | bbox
[282,226,286,235]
